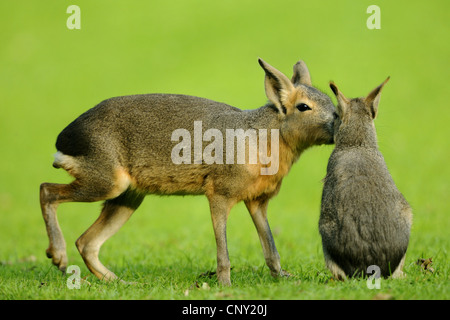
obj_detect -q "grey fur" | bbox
[40,59,336,285]
[319,79,412,279]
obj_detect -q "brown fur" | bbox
[40,59,336,285]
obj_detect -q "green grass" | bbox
[0,0,449,300]
[1,192,448,300]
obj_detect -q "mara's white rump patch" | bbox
[53,151,80,175]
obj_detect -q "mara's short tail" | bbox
[52,151,79,175]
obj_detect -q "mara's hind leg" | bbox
[40,181,118,272]
[40,183,70,272]
[322,246,347,280]
[75,189,145,282]
[391,254,407,279]
[40,163,132,273]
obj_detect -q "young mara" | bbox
[320,78,412,280]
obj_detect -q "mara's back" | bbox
[320,79,413,278]
[54,94,279,197]
[56,94,243,159]
[320,147,411,277]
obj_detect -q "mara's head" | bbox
[258,58,336,152]
[329,77,390,147]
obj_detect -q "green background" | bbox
[0,0,448,299]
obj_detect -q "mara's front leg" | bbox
[208,194,235,286]
[245,198,290,278]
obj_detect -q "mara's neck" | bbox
[336,122,378,149]
[246,104,301,177]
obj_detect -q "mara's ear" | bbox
[329,81,349,117]
[258,58,295,114]
[291,60,312,86]
[365,77,390,119]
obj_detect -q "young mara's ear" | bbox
[365,77,390,119]
[291,60,312,86]
[329,81,349,117]
[258,58,295,114]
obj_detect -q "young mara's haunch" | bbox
[40,59,336,285]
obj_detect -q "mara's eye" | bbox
[296,103,312,112]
